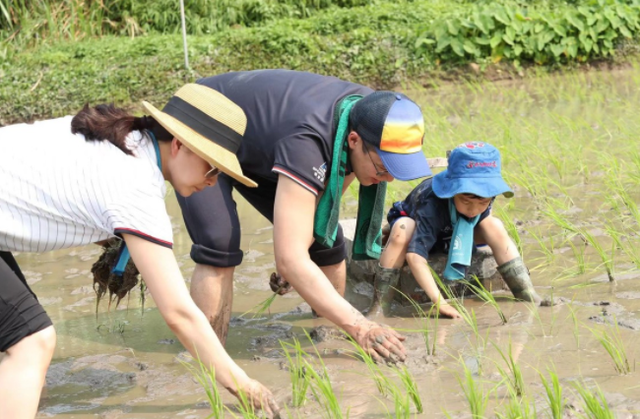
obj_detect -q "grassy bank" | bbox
[2,0,640,124]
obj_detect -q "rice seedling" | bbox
[573,381,615,419]
[303,331,347,419]
[566,303,581,348]
[179,355,225,418]
[495,391,536,419]
[528,229,556,263]
[240,292,277,319]
[457,355,495,419]
[578,228,615,281]
[232,385,259,419]
[463,275,507,325]
[491,340,525,397]
[395,288,438,356]
[280,337,311,407]
[344,335,392,397]
[539,368,564,419]
[589,321,633,375]
[525,300,557,338]
[494,206,523,256]
[568,239,587,276]
[429,270,478,340]
[394,365,423,414]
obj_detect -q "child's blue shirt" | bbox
[387,178,492,261]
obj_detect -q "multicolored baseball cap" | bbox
[432,141,514,199]
[349,91,431,180]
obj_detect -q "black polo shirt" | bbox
[197,70,373,195]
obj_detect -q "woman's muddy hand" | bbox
[229,378,280,418]
[355,323,406,364]
[438,303,461,319]
[269,272,292,295]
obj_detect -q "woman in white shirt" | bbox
[0,84,278,418]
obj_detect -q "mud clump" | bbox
[91,238,142,310]
[310,325,345,343]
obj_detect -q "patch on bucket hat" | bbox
[432,141,513,199]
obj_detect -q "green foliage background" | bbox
[1,0,640,125]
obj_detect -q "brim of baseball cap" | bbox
[378,149,432,181]
[142,100,257,188]
[432,170,514,199]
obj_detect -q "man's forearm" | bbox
[280,256,370,335]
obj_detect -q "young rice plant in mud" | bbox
[345,335,392,397]
[590,321,633,375]
[495,391,536,419]
[280,338,311,407]
[241,293,278,319]
[304,331,347,419]
[393,365,423,414]
[539,368,564,419]
[457,355,495,419]
[345,333,422,415]
[395,288,438,356]
[573,381,615,419]
[492,340,525,397]
[464,275,507,325]
[578,228,615,282]
[179,355,225,418]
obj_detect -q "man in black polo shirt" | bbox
[177,70,431,362]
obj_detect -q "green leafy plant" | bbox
[416,1,640,65]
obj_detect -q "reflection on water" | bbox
[22,68,640,418]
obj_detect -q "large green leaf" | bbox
[463,38,479,56]
[619,24,632,38]
[490,31,503,48]
[435,34,452,53]
[565,12,585,31]
[446,19,459,36]
[450,37,464,57]
[550,43,565,57]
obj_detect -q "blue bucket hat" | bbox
[432,142,514,199]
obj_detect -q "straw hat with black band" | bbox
[142,83,258,188]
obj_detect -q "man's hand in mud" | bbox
[355,323,406,364]
[269,272,292,296]
[229,378,281,418]
[438,303,461,319]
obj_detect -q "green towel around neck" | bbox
[443,199,480,280]
[313,95,386,260]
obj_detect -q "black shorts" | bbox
[176,173,346,268]
[0,252,52,352]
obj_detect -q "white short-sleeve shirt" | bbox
[0,116,173,252]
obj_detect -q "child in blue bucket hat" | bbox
[367,141,542,318]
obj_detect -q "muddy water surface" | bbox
[26,69,640,418]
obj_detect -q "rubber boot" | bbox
[497,257,542,304]
[365,264,400,317]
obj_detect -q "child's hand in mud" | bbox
[230,378,281,418]
[356,324,407,364]
[269,272,292,295]
[438,303,461,319]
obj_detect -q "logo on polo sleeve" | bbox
[313,162,327,182]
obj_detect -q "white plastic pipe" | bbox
[180,0,189,70]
